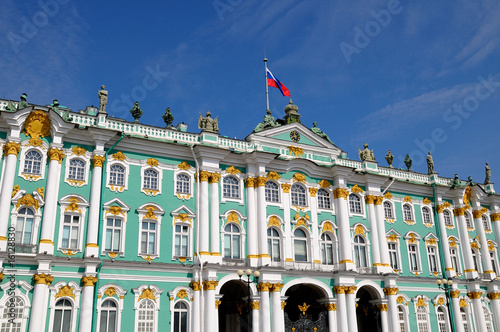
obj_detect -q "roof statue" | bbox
[162,107,174,128]
[130,101,143,123]
[198,111,219,133]
[98,85,108,113]
[426,152,435,174]
[358,143,375,162]
[485,162,492,184]
[52,99,60,112]
[5,93,28,112]
[253,109,280,133]
[467,176,474,187]
[451,174,461,189]
[310,122,332,144]
[283,99,301,124]
[385,150,394,168]
[404,154,412,171]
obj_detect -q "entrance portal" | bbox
[218,280,251,332]
[356,286,382,332]
[284,284,328,332]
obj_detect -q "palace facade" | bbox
[0,95,499,332]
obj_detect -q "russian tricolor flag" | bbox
[266,68,291,97]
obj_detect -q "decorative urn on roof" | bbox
[283,99,301,124]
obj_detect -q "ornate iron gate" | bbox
[284,312,328,332]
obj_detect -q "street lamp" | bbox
[237,269,260,331]
[436,278,455,332]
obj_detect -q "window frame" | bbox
[171,205,195,261]
[64,147,91,187]
[348,193,363,215]
[0,281,32,332]
[387,234,402,273]
[265,180,280,203]
[106,160,129,192]
[443,209,454,228]
[141,168,161,195]
[383,200,395,221]
[173,166,195,200]
[168,287,193,332]
[397,304,409,332]
[9,190,44,251]
[132,284,163,332]
[96,284,126,332]
[317,188,332,210]
[402,203,414,224]
[222,222,243,260]
[464,212,474,230]
[101,199,130,257]
[19,145,47,181]
[353,234,369,269]
[483,305,494,332]
[57,195,89,253]
[413,297,431,332]
[172,301,190,332]
[460,307,471,332]
[319,232,335,266]
[48,281,81,332]
[290,183,308,207]
[221,175,241,201]
[267,227,282,263]
[421,206,433,227]
[435,305,449,332]
[405,232,422,274]
[482,214,492,233]
[471,246,483,273]
[293,227,310,263]
[136,203,164,259]
[489,242,499,274]
[425,239,440,275]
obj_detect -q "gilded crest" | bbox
[55,285,75,299]
[138,288,156,302]
[384,191,393,199]
[178,161,190,170]
[423,197,431,205]
[227,211,239,224]
[288,145,303,157]
[351,184,363,194]
[463,186,471,205]
[293,173,306,183]
[267,171,281,180]
[145,206,157,220]
[16,193,39,210]
[354,225,365,236]
[403,196,412,203]
[318,179,331,188]
[176,289,188,299]
[147,158,159,167]
[72,146,86,156]
[112,151,126,161]
[104,287,117,297]
[23,110,51,139]
[268,216,280,228]
[321,222,333,233]
[225,166,241,175]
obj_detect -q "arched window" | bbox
[353,235,367,268]
[416,306,429,332]
[291,184,307,206]
[422,207,432,225]
[397,305,407,331]
[99,299,117,332]
[265,181,279,202]
[53,299,73,332]
[483,306,494,332]
[465,213,473,229]
[320,233,334,265]
[349,194,361,214]
[294,229,308,262]
[443,210,452,226]
[0,296,26,331]
[223,223,241,259]
[61,214,80,250]
[460,308,470,332]
[267,228,281,262]
[137,299,155,332]
[176,174,190,194]
[384,201,394,219]
[490,249,498,274]
[23,150,42,174]
[449,246,461,273]
[317,189,331,209]
[173,302,188,332]
[143,169,158,190]
[223,176,239,198]
[482,215,491,231]
[15,208,34,245]
[471,248,481,273]
[109,165,125,186]
[68,159,85,181]
[403,204,413,221]
[436,307,448,332]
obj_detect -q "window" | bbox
[482,215,491,231]
[460,308,470,332]
[137,299,155,332]
[443,210,452,226]
[61,214,80,250]
[176,174,190,194]
[449,247,461,273]
[53,299,73,332]
[23,150,42,174]
[483,306,493,332]
[224,223,241,259]
[140,220,157,255]
[223,176,239,198]
[490,250,498,274]
[388,242,399,270]
[320,233,334,265]
[422,207,432,225]
[143,169,158,190]
[409,244,419,271]
[416,306,429,332]
[317,189,331,209]
[99,299,117,332]
[403,204,413,221]
[0,296,26,332]
[291,183,307,206]
[465,213,473,229]
[173,302,188,332]
[427,245,438,273]
[353,235,367,268]
[265,181,279,202]
[15,208,34,245]
[436,307,447,332]
[471,248,481,272]
[105,217,122,252]
[384,201,394,219]
[68,159,85,180]
[109,165,125,186]
[174,224,189,257]
[294,229,308,262]
[349,194,361,214]
[397,306,407,332]
[267,228,281,262]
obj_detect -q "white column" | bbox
[333,189,355,271]
[378,304,388,332]
[270,284,283,332]
[0,141,20,250]
[491,213,500,251]
[450,290,465,332]
[473,209,495,279]
[85,154,105,257]
[190,282,201,332]
[469,291,488,332]
[251,300,260,332]
[256,176,270,265]
[282,184,293,264]
[334,287,349,332]
[203,280,218,330]
[199,171,210,256]
[454,208,477,279]
[384,288,399,332]
[374,197,392,271]
[38,147,64,254]
[209,173,221,257]
[488,291,500,331]
[258,283,271,332]
[28,273,53,332]
[436,206,454,278]
[365,196,381,271]
[78,276,97,332]
[345,286,358,332]
[326,302,337,332]
[309,188,322,265]
[245,178,258,266]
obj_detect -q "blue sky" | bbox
[1,0,500,184]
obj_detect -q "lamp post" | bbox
[237,269,260,332]
[436,278,456,332]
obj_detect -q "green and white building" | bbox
[0,95,500,332]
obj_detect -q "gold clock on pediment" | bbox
[290,130,300,142]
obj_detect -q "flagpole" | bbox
[264,58,270,111]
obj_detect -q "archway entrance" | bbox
[356,286,382,332]
[218,280,251,332]
[284,284,328,332]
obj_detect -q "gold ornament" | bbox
[423,197,431,205]
[288,145,304,157]
[92,155,105,168]
[55,285,75,299]
[81,276,97,287]
[333,188,349,199]
[384,287,399,296]
[298,303,310,315]
[176,289,188,299]
[104,287,117,297]
[23,110,51,139]
[351,184,363,193]
[11,185,20,198]
[3,141,21,156]
[178,161,190,170]
[146,158,159,167]
[225,166,241,175]
[33,273,53,285]
[267,171,281,180]
[210,173,221,184]
[199,171,210,182]
[138,288,157,302]
[16,193,39,210]
[309,188,318,197]
[71,146,86,156]
[281,183,291,193]
[112,151,126,161]
[189,282,201,291]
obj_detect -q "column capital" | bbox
[202,280,219,291]
[33,273,53,285]
[245,177,256,188]
[377,304,388,311]
[309,187,318,197]
[453,207,467,216]
[209,172,221,184]
[436,205,444,213]
[365,195,376,204]
[325,303,337,311]
[215,300,221,309]
[487,292,500,300]
[48,148,65,164]
[281,301,287,310]
[257,282,272,292]
[189,281,202,291]
[333,285,347,294]
[270,283,284,292]
[491,213,500,222]
[345,286,357,294]
[256,176,267,187]
[384,287,399,296]
[333,188,349,200]
[450,290,460,298]
[472,209,483,219]
[281,183,291,193]
[467,291,483,299]
[92,155,105,168]
[374,196,384,205]
[81,276,97,287]
[2,141,21,157]
[199,170,211,182]
[251,301,260,310]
